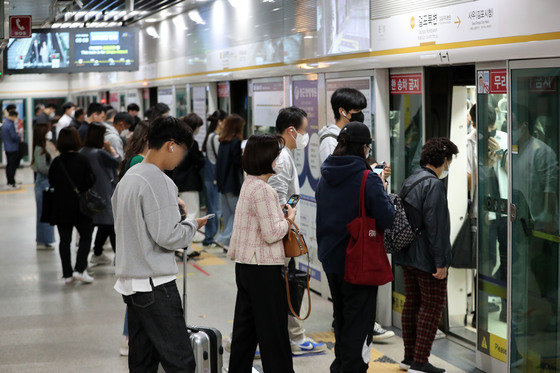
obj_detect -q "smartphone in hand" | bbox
[283,194,300,215]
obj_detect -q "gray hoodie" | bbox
[318,124,341,164]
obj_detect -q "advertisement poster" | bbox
[192,86,207,145]
[292,80,321,269]
[252,81,284,128]
[325,77,372,132]
[319,0,370,55]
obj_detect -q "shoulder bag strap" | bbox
[283,253,312,321]
[359,170,370,218]
[399,175,436,199]
[58,159,79,195]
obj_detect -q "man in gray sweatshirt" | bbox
[112,116,207,372]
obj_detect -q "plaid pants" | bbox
[401,266,447,364]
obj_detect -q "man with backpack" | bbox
[393,137,458,373]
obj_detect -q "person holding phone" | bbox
[268,107,327,356]
[112,116,207,371]
[316,122,395,372]
[228,134,296,373]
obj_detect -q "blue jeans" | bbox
[215,193,238,247]
[34,173,55,245]
[203,159,222,246]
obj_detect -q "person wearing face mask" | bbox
[393,137,458,373]
[319,88,367,164]
[316,122,395,372]
[80,103,106,141]
[267,107,328,356]
[172,113,207,248]
[55,102,76,139]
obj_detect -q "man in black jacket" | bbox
[393,137,458,373]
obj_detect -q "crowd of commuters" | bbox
[4,85,459,373]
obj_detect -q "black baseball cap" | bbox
[338,122,371,144]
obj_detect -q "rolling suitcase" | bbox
[182,250,224,373]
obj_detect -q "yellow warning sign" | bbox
[481,337,488,350]
[489,334,507,362]
[392,292,406,313]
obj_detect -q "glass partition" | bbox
[510,66,560,371]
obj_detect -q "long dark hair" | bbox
[219,114,245,143]
[32,122,51,165]
[118,121,150,178]
[203,110,227,152]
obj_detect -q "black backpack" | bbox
[384,176,434,254]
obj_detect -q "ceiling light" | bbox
[272,7,280,11]
[51,23,62,28]
[145,18,158,23]
[304,35,314,39]
[188,10,205,24]
[146,26,159,38]
[172,15,188,30]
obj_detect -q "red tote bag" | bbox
[344,170,394,286]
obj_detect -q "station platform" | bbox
[0,168,480,373]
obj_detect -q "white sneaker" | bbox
[37,243,55,251]
[7,184,20,190]
[73,270,94,283]
[64,277,74,285]
[90,253,112,266]
[372,322,395,341]
[290,337,327,355]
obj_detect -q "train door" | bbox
[230,80,249,136]
[475,61,509,372]
[507,58,560,372]
[389,67,424,329]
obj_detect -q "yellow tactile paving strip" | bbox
[0,186,27,194]
[190,244,227,266]
[307,331,402,372]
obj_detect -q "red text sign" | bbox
[9,16,32,38]
[391,74,422,95]
[489,70,507,94]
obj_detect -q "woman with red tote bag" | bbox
[316,122,395,373]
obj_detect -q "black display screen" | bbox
[73,30,138,71]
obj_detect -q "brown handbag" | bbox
[283,217,311,321]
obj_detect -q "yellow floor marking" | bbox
[177,273,195,279]
[0,187,26,194]
[308,331,401,371]
[189,246,226,267]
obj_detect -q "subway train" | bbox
[1,0,559,371]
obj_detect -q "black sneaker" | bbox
[400,358,413,371]
[409,362,446,373]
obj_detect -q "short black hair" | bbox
[420,137,459,168]
[148,116,193,150]
[127,103,140,112]
[106,109,117,121]
[87,102,105,117]
[469,104,476,126]
[56,127,82,153]
[242,134,283,176]
[275,107,307,134]
[5,104,16,112]
[331,88,367,120]
[62,102,75,112]
[114,112,134,127]
[35,104,45,114]
[84,123,106,149]
[8,110,18,117]
[486,106,497,128]
[45,103,57,110]
[74,108,85,119]
[180,113,203,132]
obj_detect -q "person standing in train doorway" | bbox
[268,107,327,356]
[394,138,458,373]
[319,87,396,342]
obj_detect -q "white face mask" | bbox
[46,131,53,141]
[439,161,449,179]
[291,130,309,150]
[49,112,55,119]
[70,110,75,117]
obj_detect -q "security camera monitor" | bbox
[72,29,138,72]
[5,31,71,73]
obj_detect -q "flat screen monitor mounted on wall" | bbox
[4,28,139,74]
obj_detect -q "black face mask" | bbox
[349,111,364,123]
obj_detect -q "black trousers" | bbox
[326,273,378,373]
[57,221,93,278]
[93,224,116,255]
[229,263,294,373]
[5,151,20,186]
[124,281,195,373]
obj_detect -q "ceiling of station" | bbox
[9,0,190,28]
